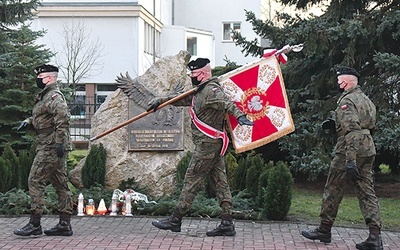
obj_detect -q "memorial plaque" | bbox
[128,99,184,151]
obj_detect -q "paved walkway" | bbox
[1,216,399,250]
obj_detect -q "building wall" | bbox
[173,0,261,66]
[160,25,214,62]
[33,0,264,82]
[32,1,162,83]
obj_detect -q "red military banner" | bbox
[218,51,295,153]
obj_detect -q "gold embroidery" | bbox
[270,108,286,128]
[259,64,276,84]
[241,87,269,121]
[233,124,252,143]
[220,79,241,101]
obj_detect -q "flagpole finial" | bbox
[291,43,304,52]
[276,43,304,55]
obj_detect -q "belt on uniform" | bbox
[35,127,54,135]
[337,129,370,137]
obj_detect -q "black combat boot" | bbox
[44,213,73,236]
[14,214,42,236]
[356,228,383,250]
[206,214,236,237]
[301,223,332,243]
[152,208,183,232]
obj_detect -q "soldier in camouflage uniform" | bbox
[301,67,383,250]
[14,64,73,237]
[148,58,253,236]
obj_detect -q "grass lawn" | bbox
[289,187,400,231]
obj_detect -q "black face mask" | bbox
[36,77,46,89]
[191,76,202,86]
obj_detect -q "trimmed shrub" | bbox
[225,152,238,188]
[261,161,294,220]
[233,157,248,191]
[0,157,13,192]
[81,143,107,188]
[245,152,266,197]
[2,144,20,189]
[257,161,274,206]
[18,145,35,191]
[0,144,34,192]
[67,149,87,175]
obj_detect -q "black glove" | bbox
[147,98,162,112]
[238,115,254,126]
[322,118,336,134]
[17,121,29,131]
[55,143,65,158]
[345,161,362,181]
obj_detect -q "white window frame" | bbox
[186,36,197,56]
[222,22,241,42]
[144,22,161,56]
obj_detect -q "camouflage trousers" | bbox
[28,144,73,216]
[320,154,382,229]
[176,141,232,216]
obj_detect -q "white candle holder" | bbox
[110,193,118,216]
[125,194,133,216]
[77,193,85,216]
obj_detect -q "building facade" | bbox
[31,0,262,141]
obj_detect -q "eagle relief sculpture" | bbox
[115,50,192,151]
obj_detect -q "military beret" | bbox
[336,66,360,78]
[34,64,59,75]
[187,58,210,70]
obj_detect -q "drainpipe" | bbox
[172,0,175,25]
[153,0,156,63]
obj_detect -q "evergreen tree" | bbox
[0,157,13,192]
[81,143,107,188]
[233,0,400,178]
[0,0,53,153]
[18,144,35,191]
[2,143,20,189]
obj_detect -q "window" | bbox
[223,22,241,41]
[96,95,107,105]
[75,84,86,92]
[96,84,118,105]
[70,95,86,119]
[97,84,117,92]
[187,37,197,56]
[144,22,160,56]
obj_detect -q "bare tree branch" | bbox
[55,19,105,93]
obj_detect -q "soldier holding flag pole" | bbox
[149,57,253,237]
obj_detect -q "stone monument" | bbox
[69,50,194,198]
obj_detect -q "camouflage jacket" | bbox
[29,83,71,148]
[335,86,376,161]
[173,77,244,143]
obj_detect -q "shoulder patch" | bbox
[212,87,218,92]
[51,93,59,100]
[341,104,348,110]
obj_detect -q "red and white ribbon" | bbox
[190,97,229,155]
